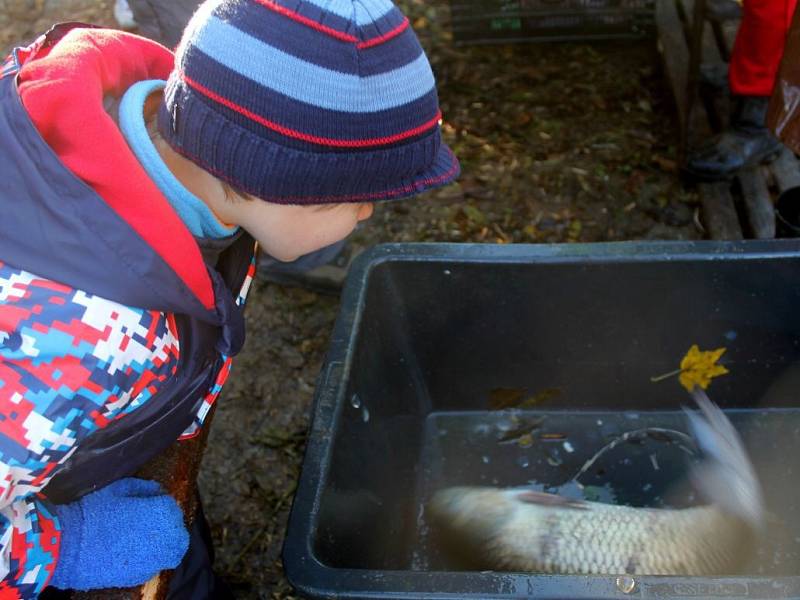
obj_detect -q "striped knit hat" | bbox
[158,0,459,204]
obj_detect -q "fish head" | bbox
[428,486,564,569]
[428,487,517,541]
[427,486,524,567]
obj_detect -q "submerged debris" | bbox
[497,417,546,444]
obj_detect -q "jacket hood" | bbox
[0,27,223,323]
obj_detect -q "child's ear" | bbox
[143,92,162,122]
[103,94,121,122]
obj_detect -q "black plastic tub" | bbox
[283,241,800,599]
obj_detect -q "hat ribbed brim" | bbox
[158,82,460,205]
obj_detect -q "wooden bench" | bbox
[656,0,800,239]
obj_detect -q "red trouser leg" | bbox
[729,0,799,96]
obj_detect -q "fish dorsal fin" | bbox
[516,491,589,510]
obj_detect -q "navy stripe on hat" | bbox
[161,0,459,204]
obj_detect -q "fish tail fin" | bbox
[686,388,765,531]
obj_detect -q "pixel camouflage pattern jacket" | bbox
[0,25,255,597]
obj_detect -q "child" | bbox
[116,0,372,294]
[0,0,459,597]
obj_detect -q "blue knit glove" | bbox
[50,478,190,590]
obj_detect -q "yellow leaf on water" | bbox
[678,344,729,392]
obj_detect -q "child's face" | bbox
[152,131,374,261]
[227,197,374,261]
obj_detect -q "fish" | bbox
[427,389,765,575]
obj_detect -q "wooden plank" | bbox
[683,0,728,129]
[684,0,707,134]
[656,0,691,157]
[700,181,744,239]
[665,0,725,159]
[736,168,775,238]
[768,147,800,194]
[677,0,714,158]
[691,2,730,134]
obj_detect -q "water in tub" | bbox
[415,391,800,576]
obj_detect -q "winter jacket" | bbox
[0,24,255,597]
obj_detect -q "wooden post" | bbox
[684,0,708,164]
[657,0,692,162]
[73,406,217,600]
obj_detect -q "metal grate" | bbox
[448,0,655,44]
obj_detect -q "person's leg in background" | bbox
[117,0,204,48]
[686,0,798,180]
[730,0,798,96]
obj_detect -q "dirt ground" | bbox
[2,0,700,597]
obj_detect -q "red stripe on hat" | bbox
[253,0,359,43]
[357,18,410,49]
[182,73,442,148]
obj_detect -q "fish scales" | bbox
[434,488,751,575]
[429,392,763,575]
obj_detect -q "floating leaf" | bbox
[650,344,729,391]
[519,387,561,408]
[517,433,534,448]
[497,417,546,443]
[489,387,527,410]
[678,344,729,392]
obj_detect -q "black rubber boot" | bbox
[685,96,783,181]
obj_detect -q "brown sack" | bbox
[768,5,800,152]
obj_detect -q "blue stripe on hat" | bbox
[226,1,422,76]
[180,56,440,148]
[190,15,435,112]
[292,0,395,25]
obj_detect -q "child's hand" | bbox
[49,478,189,591]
